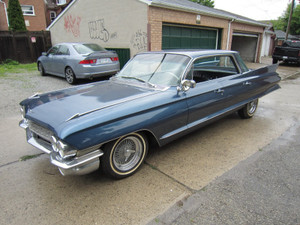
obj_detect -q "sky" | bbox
[213,0,295,21]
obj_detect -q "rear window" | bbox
[282,41,300,48]
[73,43,106,54]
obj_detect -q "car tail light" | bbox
[79,59,97,64]
[110,57,119,62]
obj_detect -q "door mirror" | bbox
[42,52,47,56]
[178,79,196,92]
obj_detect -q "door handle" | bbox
[214,89,224,95]
[243,81,252,85]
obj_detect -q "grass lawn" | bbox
[0,61,37,77]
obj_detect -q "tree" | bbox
[7,0,26,31]
[273,2,300,35]
[189,0,215,8]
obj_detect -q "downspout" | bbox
[226,18,235,50]
[0,0,9,27]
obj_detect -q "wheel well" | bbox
[139,130,159,148]
[101,130,160,151]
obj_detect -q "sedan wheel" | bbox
[38,62,45,76]
[65,67,77,84]
[101,133,148,179]
[238,99,259,119]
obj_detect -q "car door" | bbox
[43,46,59,73]
[184,56,226,131]
[209,55,250,110]
[51,45,71,77]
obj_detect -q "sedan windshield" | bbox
[73,43,106,55]
[117,53,190,86]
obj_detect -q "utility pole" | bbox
[285,0,295,40]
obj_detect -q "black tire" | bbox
[272,58,278,64]
[238,99,259,119]
[38,62,46,76]
[65,67,77,84]
[101,133,148,179]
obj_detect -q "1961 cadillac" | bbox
[19,50,280,179]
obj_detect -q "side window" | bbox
[47,46,59,56]
[188,55,239,83]
[57,45,70,55]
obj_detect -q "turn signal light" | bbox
[79,59,97,64]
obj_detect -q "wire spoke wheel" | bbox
[238,99,259,119]
[101,133,148,179]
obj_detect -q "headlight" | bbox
[51,136,77,159]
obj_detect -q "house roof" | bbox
[48,0,268,30]
[275,30,299,40]
[143,0,268,27]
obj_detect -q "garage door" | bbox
[231,33,258,62]
[162,25,219,50]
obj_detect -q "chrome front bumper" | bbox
[20,119,103,176]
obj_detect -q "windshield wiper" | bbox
[120,76,156,88]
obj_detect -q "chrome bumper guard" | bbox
[20,119,104,176]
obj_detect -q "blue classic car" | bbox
[20,50,280,179]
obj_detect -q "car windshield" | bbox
[116,53,190,86]
[73,43,106,54]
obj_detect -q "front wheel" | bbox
[101,133,148,179]
[65,67,77,84]
[238,99,259,119]
[38,62,46,76]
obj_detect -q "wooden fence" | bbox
[0,31,52,63]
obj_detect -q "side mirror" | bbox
[42,52,47,56]
[177,79,196,92]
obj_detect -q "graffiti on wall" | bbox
[88,19,110,42]
[130,30,147,51]
[64,15,81,37]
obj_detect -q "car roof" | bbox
[137,49,238,59]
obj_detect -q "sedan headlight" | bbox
[51,136,77,159]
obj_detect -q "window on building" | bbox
[21,5,35,16]
[56,0,66,5]
[50,11,56,21]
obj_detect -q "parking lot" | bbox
[0,58,300,225]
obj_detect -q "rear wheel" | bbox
[238,99,259,119]
[65,67,77,84]
[38,62,46,76]
[101,133,148,179]
[272,58,278,64]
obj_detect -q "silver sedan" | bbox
[37,43,120,84]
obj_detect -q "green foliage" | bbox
[189,0,215,8]
[273,2,300,35]
[7,0,26,31]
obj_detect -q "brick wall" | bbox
[21,0,47,31]
[0,2,9,30]
[1,0,47,31]
[148,6,265,62]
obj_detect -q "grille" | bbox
[28,121,53,142]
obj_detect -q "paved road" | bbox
[148,121,300,225]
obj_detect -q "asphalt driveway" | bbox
[0,58,299,224]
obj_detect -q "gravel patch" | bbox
[1,71,72,118]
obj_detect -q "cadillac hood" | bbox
[20,80,161,135]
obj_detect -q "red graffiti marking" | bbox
[64,15,81,37]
